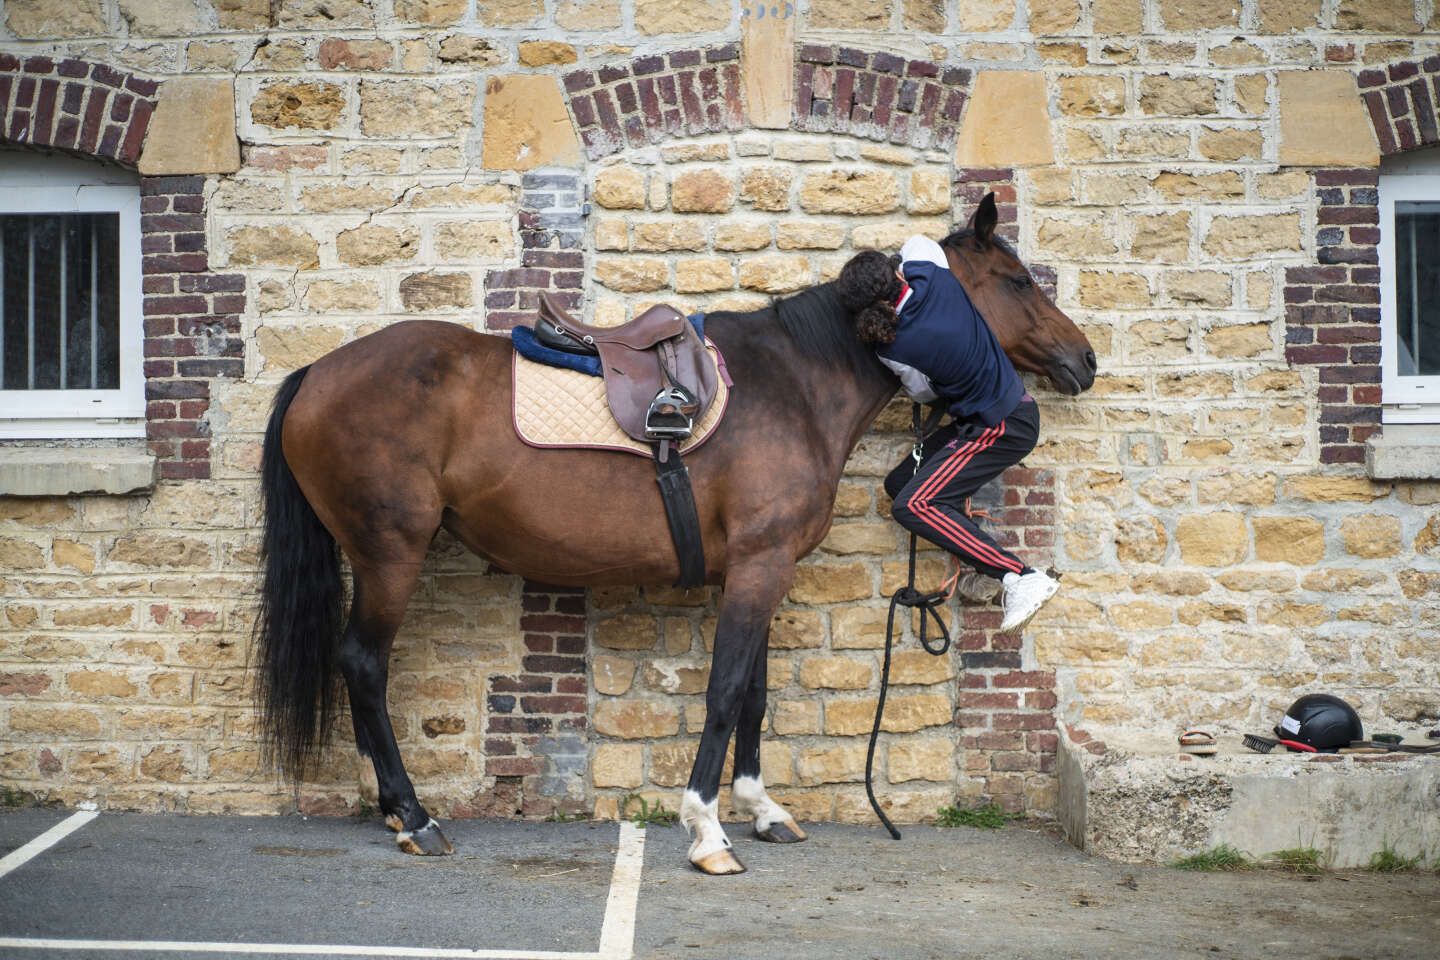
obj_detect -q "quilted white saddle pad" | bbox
[512,341,729,458]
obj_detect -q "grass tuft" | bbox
[1264,847,1326,874]
[544,810,590,824]
[935,803,1014,829]
[620,793,677,828]
[0,786,29,808]
[1171,844,1252,872]
[1367,842,1423,873]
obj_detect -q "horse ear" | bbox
[967,192,998,247]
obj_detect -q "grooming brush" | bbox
[1242,734,1316,753]
[1242,733,1278,753]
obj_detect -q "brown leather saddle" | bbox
[533,291,719,444]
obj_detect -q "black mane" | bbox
[940,227,1019,258]
[771,282,878,379]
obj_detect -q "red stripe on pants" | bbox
[903,422,1022,574]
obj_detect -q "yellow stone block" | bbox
[592,655,635,696]
[798,656,873,691]
[480,76,580,171]
[1340,514,1402,558]
[140,78,239,175]
[594,166,646,209]
[798,170,900,215]
[738,255,811,294]
[1175,512,1247,566]
[671,169,735,213]
[594,614,659,651]
[773,700,821,735]
[825,694,949,735]
[593,743,643,788]
[593,700,679,739]
[955,71,1052,167]
[888,738,953,784]
[1252,517,1325,564]
[1283,476,1389,502]
[1277,71,1380,168]
[518,41,577,65]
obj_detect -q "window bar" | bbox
[59,219,67,389]
[1410,216,1420,375]
[26,217,35,390]
[90,221,98,389]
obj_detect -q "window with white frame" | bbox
[1378,145,1440,424]
[0,150,143,439]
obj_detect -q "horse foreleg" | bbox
[731,652,807,844]
[681,557,792,875]
[341,565,453,856]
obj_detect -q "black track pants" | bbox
[884,398,1039,580]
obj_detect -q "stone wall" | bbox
[2,0,1439,824]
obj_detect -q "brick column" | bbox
[481,581,590,818]
[140,176,246,479]
[484,171,585,331]
[1282,169,1381,466]
[954,465,1060,813]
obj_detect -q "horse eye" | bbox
[1011,274,1033,291]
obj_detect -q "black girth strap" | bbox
[865,402,953,841]
[653,440,705,588]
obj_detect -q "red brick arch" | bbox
[560,43,973,160]
[0,54,157,164]
[0,56,244,480]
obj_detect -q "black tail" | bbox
[254,366,346,779]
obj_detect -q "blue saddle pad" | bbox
[511,313,706,377]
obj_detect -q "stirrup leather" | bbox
[645,385,698,440]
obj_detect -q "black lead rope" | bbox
[866,403,954,841]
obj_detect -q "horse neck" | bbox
[732,294,899,479]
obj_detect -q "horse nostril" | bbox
[1084,350,1097,373]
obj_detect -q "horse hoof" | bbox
[690,847,746,875]
[396,819,454,856]
[756,819,807,844]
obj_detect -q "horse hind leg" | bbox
[341,563,453,856]
[730,652,806,845]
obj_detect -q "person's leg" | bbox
[890,403,1038,579]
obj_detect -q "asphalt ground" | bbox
[2,807,1438,960]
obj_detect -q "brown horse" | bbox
[254,193,1096,875]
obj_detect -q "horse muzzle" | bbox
[1047,348,1097,396]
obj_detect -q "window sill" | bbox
[1366,424,1440,480]
[0,443,157,496]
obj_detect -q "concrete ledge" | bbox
[1368,425,1440,479]
[1058,728,1440,867]
[0,445,157,496]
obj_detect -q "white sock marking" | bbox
[731,775,792,832]
[679,789,730,862]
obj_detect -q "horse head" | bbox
[943,193,1097,396]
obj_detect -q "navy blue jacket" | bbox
[879,260,1024,427]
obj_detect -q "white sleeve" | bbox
[899,235,948,270]
[878,356,939,403]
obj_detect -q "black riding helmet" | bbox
[1275,693,1364,752]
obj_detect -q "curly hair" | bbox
[838,250,903,345]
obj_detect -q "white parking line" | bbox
[0,819,648,960]
[0,810,98,881]
[597,822,645,959]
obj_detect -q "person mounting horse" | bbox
[254,192,1096,876]
[838,230,1060,633]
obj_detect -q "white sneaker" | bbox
[1000,570,1060,632]
[956,572,1002,603]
